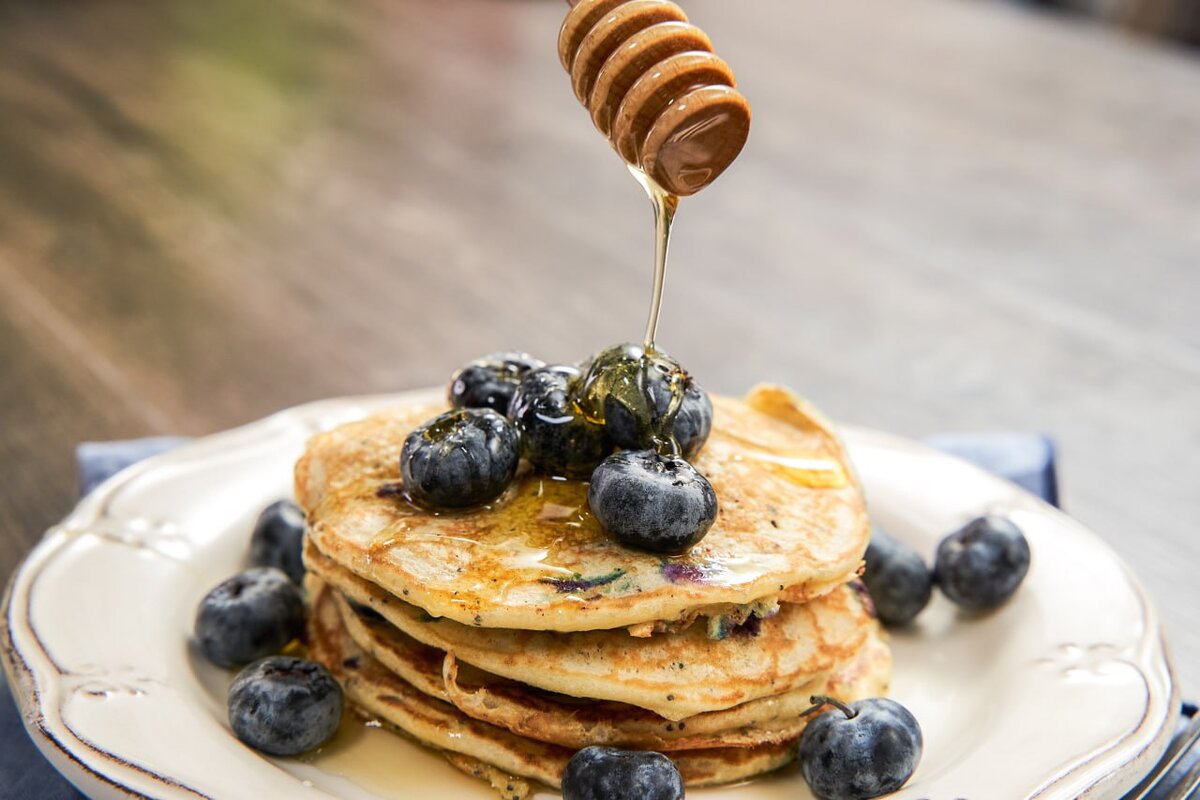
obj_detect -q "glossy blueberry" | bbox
[401,409,520,509]
[561,746,684,800]
[194,568,305,668]
[577,343,688,451]
[249,500,306,584]
[509,365,609,478]
[672,382,713,459]
[862,527,932,626]
[798,697,923,800]
[934,515,1031,610]
[228,656,343,756]
[448,351,544,414]
[588,450,717,555]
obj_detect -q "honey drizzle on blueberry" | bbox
[564,151,686,461]
[568,165,685,458]
[576,342,689,456]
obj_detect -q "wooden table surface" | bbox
[1,0,1198,692]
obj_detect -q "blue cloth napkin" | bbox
[923,431,1060,508]
[76,436,192,496]
[0,670,84,800]
[0,434,1193,798]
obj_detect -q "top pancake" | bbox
[297,384,869,632]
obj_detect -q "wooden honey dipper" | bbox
[559,0,751,196]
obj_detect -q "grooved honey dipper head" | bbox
[641,84,751,196]
[560,0,750,196]
[570,0,687,105]
[612,50,736,168]
[590,21,712,137]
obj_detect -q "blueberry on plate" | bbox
[249,500,306,584]
[194,568,305,668]
[401,408,520,509]
[588,450,717,555]
[934,515,1031,610]
[672,382,713,459]
[862,527,932,627]
[228,656,343,756]
[509,365,609,479]
[561,746,684,800]
[576,343,688,451]
[448,351,544,414]
[797,697,923,800]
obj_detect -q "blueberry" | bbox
[509,365,609,478]
[561,746,684,800]
[228,656,343,756]
[934,515,1031,610]
[576,343,689,451]
[194,568,305,668]
[862,527,932,626]
[401,409,520,509]
[249,500,306,584]
[448,351,545,414]
[797,697,923,800]
[673,382,713,459]
[588,450,717,555]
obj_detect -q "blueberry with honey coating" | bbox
[576,343,690,452]
[509,365,610,479]
[448,351,545,414]
[401,409,520,509]
[588,450,717,555]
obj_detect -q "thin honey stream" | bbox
[630,166,679,352]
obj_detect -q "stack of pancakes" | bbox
[298,385,889,798]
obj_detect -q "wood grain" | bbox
[0,0,1198,694]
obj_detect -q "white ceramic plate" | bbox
[1,390,1178,800]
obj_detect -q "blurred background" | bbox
[0,0,1197,694]
[1045,0,1200,43]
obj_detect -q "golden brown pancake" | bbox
[307,581,800,790]
[328,587,892,751]
[297,384,869,633]
[306,543,874,720]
